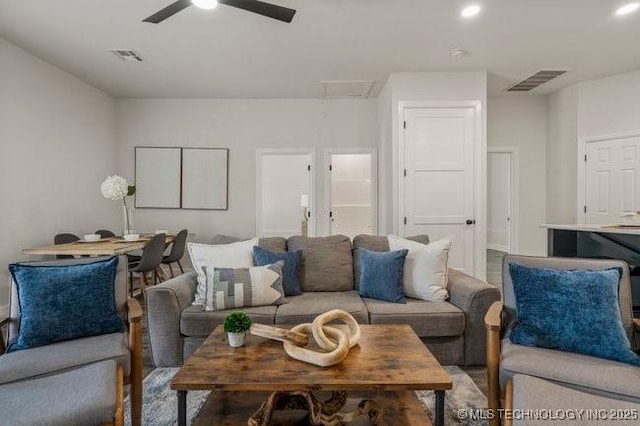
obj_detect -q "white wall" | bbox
[487,152,510,251]
[115,98,377,243]
[547,85,579,224]
[545,70,640,226]
[578,70,640,139]
[0,38,117,309]
[377,80,393,233]
[488,96,547,256]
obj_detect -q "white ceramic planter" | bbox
[227,332,246,348]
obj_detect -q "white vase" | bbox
[227,332,246,347]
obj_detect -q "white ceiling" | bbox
[1,0,639,98]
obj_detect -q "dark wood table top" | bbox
[171,324,452,393]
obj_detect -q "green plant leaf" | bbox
[224,311,252,333]
[127,185,136,196]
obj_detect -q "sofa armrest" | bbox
[447,269,501,366]
[146,272,197,367]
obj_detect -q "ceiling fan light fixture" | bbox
[192,0,218,10]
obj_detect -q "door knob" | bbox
[466,219,476,225]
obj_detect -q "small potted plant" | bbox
[224,311,252,347]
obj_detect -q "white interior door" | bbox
[585,137,640,224]
[487,152,511,253]
[401,106,476,274]
[324,149,377,238]
[257,150,315,237]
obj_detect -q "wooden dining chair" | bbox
[161,229,188,278]
[54,233,80,259]
[128,233,166,297]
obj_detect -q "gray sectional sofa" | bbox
[146,234,500,367]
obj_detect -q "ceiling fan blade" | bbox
[143,0,192,23]
[220,0,296,23]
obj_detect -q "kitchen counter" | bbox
[541,223,640,236]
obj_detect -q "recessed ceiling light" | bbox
[616,3,639,16]
[461,5,481,18]
[192,0,218,10]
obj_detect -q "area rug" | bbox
[125,366,487,425]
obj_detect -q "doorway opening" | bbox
[487,147,519,289]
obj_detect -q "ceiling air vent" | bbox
[109,49,143,62]
[507,70,567,92]
[321,80,375,98]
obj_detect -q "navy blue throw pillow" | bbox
[253,246,303,296]
[509,263,640,366]
[8,256,124,352]
[358,248,408,304]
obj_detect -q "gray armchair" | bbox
[485,255,640,426]
[0,256,142,426]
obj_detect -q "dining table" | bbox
[22,234,178,257]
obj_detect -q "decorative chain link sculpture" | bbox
[248,310,382,425]
[250,309,361,367]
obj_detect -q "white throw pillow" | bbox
[387,235,453,302]
[188,238,258,305]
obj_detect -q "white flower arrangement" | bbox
[100,175,130,201]
[101,175,136,233]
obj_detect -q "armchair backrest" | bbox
[502,255,636,350]
[7,255,128,347]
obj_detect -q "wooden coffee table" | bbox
[171,324,452,426]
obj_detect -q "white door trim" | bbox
[578,130,640,224]
[256,148,317,237]
[322,148,378,236]
[397,101,485,278]
[487,147,520,254]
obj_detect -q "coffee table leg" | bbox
[177,390,187,426]
[434,390,445,426]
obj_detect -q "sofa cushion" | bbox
[8,256,124,352]
[7,256,129,348]
[287,235,354,292]
[0,332,129,385]
[358,248,408,303]
[188,238,258,305]
[364,297,465,338]
[1,360,118,426]
[388,235,452,302]
[212,235,287,252]
[258,237,288,252]
[275,291,369,325]
[203,262,286,311]
[181,305,277,337]
[353,234,429,289]
[253,246,303,296]
[508,264,639,366]
[500,339,640,400]
[511,374,640,426]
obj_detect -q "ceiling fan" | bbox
[143,0,296,24]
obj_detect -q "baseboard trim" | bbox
[488,244,509,253]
